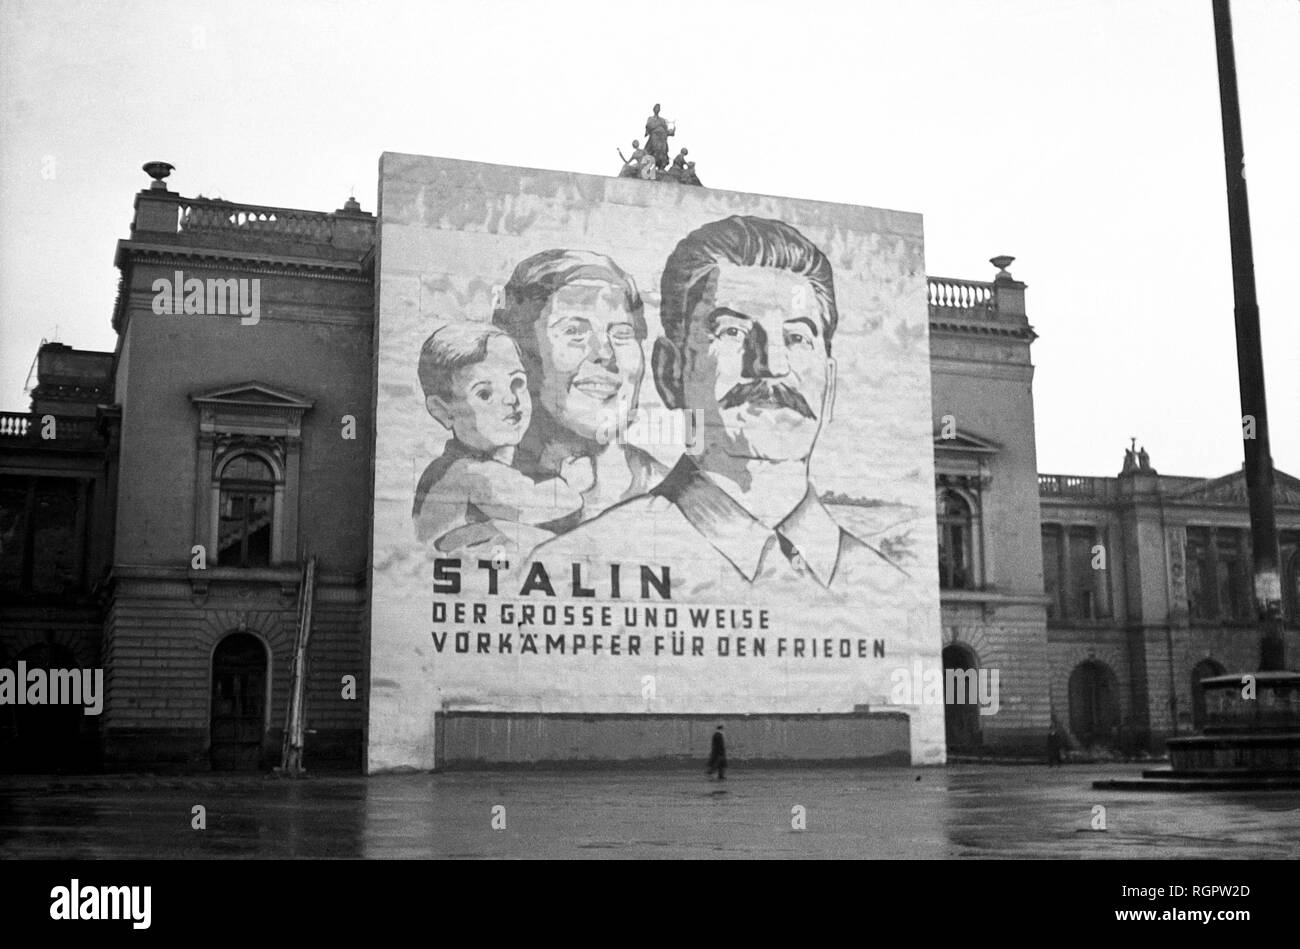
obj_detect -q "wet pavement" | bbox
[1,763,1297,859]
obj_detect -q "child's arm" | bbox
[463,458,588,525]
[413,458,473,544]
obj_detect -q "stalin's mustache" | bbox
[718,380,817,420]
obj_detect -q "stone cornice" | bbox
[115,241,372,282]
[930,318,1037,341]
[930,358,1036,382]
[110,563,366,588]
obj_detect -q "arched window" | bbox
[217,454,275,567]
[937,490,973,590]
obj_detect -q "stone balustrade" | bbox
[1038,474,1119,500]
[0,412,103,447]
[928,276,994,311]
[177,199,339,242]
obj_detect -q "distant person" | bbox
[1047,724,1064,767]
[707,725,727,780]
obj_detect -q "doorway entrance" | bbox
[1068,660,1119,748]
[942,643,981,752]
[210,633,268,771]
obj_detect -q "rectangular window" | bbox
[1186,527,1213,620]
[218,487,272,567]
[0,474,29,592]
[1215,528,1253,622]
[31,478,80,593]
[1282,531,1299,626]
[1042,525,1064,620]
[1068,526,1104,620]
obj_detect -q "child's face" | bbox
[444,335,531,451]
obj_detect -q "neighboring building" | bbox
[0,344,118,771]
[1038,457,1300,753]
[97,177,376,770]
[2,162,1296,771]
[927,263,1051,754]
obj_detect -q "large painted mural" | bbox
[369,153,943,769]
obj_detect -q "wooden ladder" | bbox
[280,554,317,773]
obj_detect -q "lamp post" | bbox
[1212,0,1285,672]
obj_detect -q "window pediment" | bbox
[191,381,313,438]
[1168,469,1300,509]
[935,427,1000,484]
[934,429,1002,455]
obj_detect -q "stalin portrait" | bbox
[530,214,908,596]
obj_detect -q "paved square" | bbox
[1,764,1297,859]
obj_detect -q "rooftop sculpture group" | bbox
[617,103,702,186]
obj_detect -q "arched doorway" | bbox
[1190,658,1226,731]
[210,633,268,771]
[942,643,981,752]
[1068,660,1119,748]
[5,642,84,773]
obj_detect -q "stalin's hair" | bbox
[658,216,838,354]
[417,322,514,401]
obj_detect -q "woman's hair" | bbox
[491,249,646,345]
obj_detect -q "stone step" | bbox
[1094,771,1300,791]
[1141,767,1300,779]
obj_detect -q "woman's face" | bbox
[531,279,644,442]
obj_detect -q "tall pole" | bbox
[1211,0,1285,671]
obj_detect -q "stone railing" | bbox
[1039,474,1116,500]
[928,277,994,311]
[0,411,32,437]
[177,199,340,243]
[170,196,377,255]
[0,412,103,448]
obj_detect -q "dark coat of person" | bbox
[707,729,726,769]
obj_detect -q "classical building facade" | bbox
[1,344,118,770]
[1038,460,1300,753]
[3,162,1297,770]
[927,265,1052,754]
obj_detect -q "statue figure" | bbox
[1122,437,1138,474]
[613,110,701,186]
[617,140,647,178]
[1138,445,1152,472]
[644,103,674,170]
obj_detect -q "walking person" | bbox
[706,725,727,780]
[1047,724,1064,767]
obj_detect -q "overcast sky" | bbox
[1,0,1296,479]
